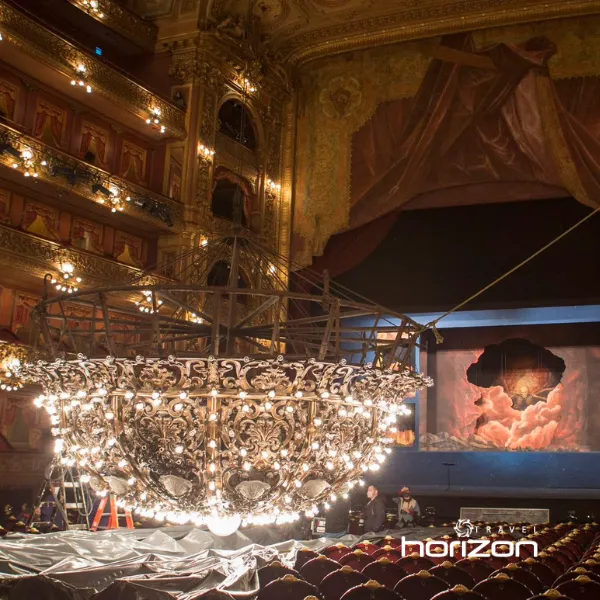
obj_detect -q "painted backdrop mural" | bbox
[421,338,596,452]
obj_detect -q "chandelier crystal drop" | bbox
[22,235,432,532]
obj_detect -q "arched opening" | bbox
[207,260,250,308]
[218,99,257,150]
[207,260,249,291]
[211,169,254,228]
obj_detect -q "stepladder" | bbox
[90,494,134,531]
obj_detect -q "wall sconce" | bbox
[136,290,163,314]
[240,77,257,94]
[50,262,82,293]
[71,64,92,93]
[146,108,165,134]
[0,343,28,391]
[266,178,281,196]
[198,144,215,162]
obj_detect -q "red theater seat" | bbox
[538,552,568,576]
[429,562,476,589]
[300,556,342,586]
[324,544,353,562]
[526,593,573,600]
[518,557,558,588]
[397,554,436,575]
[361,558,407,589]
[355,541,380,555]
[257,574,320,600]
[295,548,320,571]
[258,562,303,587]
[340,551,376,571]
[379,536,402,548]
[556,574,600,599]
[429,585,487,600]
[320,566,369,600]
[472,573,533,600]
[394,570,449,600]
[372,546,404,562]
[492,564,544,595]
[556,567,600,586]
[341,580,403,600]
[454,558,495,584]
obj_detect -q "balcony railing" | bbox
[0,0,186,139]
[0,121,182,231]
[0,223,166,286]
[66,0,157,52]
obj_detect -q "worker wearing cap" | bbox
[394,486,420,527]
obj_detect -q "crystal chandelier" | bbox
[23,236,432,533]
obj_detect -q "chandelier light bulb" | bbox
[206,513,241,537]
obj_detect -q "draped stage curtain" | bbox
[307,34,600,278]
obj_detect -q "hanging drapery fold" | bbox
[303,34,569,278]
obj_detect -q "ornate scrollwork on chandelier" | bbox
[28,355,431,526]
[22,234,432,531]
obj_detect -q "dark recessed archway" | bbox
[218,100,257,150]
[207,260,249,292]
[211,178,249,227]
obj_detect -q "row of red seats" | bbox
[253,522,600,600]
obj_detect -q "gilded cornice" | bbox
[0,121,182,232]
[167,34,292,102]
[0,0,186,138]
[0,224,162,287]
[66,0,157,52]
[280,0,600,65]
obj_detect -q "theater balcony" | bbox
[0,0,186,140]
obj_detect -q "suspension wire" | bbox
[420,204,600,342]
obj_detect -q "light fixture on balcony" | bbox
[11,148,46,178]
[79,0,104,18]
[23,235,432,534]
[135,290,163,314]
[92,183,129,213]
[50,262,82,294]
[146,108,165,134]
[266,178,281,196]
[71,65,92,93]
[198,144,215,163]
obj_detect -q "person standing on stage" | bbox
[363,485,386,533]
[394,486,420,527]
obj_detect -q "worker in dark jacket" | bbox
[363,485,386,533]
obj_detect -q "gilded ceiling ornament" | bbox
[254,0,287,27]
[319,76,362,119]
